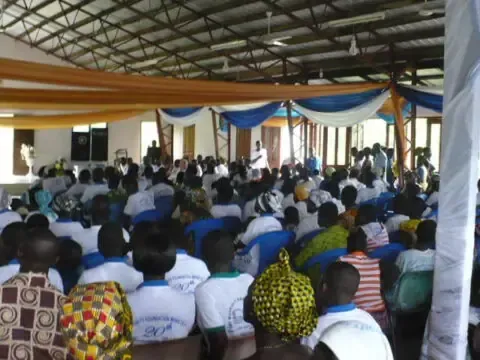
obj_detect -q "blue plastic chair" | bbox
[236,231,295,276]
[185,218,226,258]
[302,248,348,273]
[154,196,174,221]
[132,209,162,225]
[221,216,243,234]
[369,242,406,262]
[82,252,105,270]
[109,201,125,223]
[297,229,323,248]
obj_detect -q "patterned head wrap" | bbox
[53,193,79,215]
[60,282,133,360]
[399,219,422,233]
[252,249,317,341]
[295,184,310,202]
[34,190,58,222]
[255,190,282,215]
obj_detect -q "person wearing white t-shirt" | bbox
[373,143,387,181]
[80,168,109,204]
[302,261,381,350]
[65,169,90,199]
[356,171,381,205]
[250,140,269,170]
[72,195,130,257]
[210,181,242,220]
[0,224,64,292]
[49,195,84,239]
[384,195,410,233]
[123,176,156,221]
[215,158,229,178]
[149,169,175,198]
[128,228,195,344]
[78,223,142,293]
[196,230,254,360]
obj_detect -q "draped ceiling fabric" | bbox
[397,84,443,113]
[422,1,479,359]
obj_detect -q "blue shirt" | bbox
[306,156,322,173]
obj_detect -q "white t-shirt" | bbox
[339,179,366,192]
[240,216,283,246]
[0,262,64,293]
[203,174,218,198]
[295,214,320,242]
[195,273,254,338]
[72,225,130,256]
[250,148,268,169]
[166,250,210,294]
[282,193,295,210]
[78,258,143,293]
[65,183,88,198]
[138,178,152,192]
[294,201,309,221]
[80,184,110,204]
[356,187,381,204]
[384,214,410,233]
[211,204,242,220]
[148,183,175,198]
[0,210,23,233]
[42,177,67,196]
[374,150,387,172]
[128,280,195,344]
[49,219,84,239]
[301,304,381,350]
[215,164,229,178]
[373,179,388,193]
[395,249,435,273]
[426,192,439,207]
[124,191,156,219]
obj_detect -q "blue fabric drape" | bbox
[295,88,386,112]
[161,107,202,117]
[377,103,412,124]
[396,85,443,113]
[221,102,282,129]
[273,108,302,118]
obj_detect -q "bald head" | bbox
[18,229,59,274]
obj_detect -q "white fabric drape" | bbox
[212,102,270,113]
[158,107,208,127]
[292,91,390,128]
[422,1,480,359]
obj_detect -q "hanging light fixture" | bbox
[349,35,359,56]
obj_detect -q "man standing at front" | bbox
[306,147,322,175]
[251,140,269,170]
[372,143,387,181]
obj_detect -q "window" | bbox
[141,121,159,162]
[71,123,108,162]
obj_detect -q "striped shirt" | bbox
[339,253,385,313]
[360,222,389,252]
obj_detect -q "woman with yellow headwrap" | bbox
[60,281,133,360]
[243,249,317,359]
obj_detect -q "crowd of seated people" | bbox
[0,143,479,359]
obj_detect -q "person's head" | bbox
[321,261,360,307]
[26,213,50,230]
[372,143,381,155]
[122,175,138,196]
[346,230,368,254]
[280,165,290,180]
[393,194,410,216]
[60,282,133,360]
[244,249,317,341]
[410,197,427,219]
[151,140,157,147]
[2,222,28,261]
[152,169,165,185]
[399,230,417,249]
[216,178,234,204]
[10,198,24,212]
[120,157,127,166]
[416,220,437,249]
[127,157,133,165]
[363,147,372,157]
[337,168,349,182]
[355,204,377,226]
[254,191,282,215]
[91,194,110,225]
[98,222,127,258]
[133,226,176,278]
[78,169,91,184]
[18,228,59,274]
[143,165,154,180]
[355,150,364,162]
[317,202,339,228]
[53,194,80,220]
[387,148,394,159]
[423,147,432,159]
[341,186,357,209]
[364,170,376,188]
[351,147,358,158]
[324,167,335,179]
[202,230,234,273]
[91,167,104,184]
[47,168,57,178]
[325,180,340,200]
[237,165,247,179]
[176,171,184,185]
[349,168,360,181]
[284,206,300,228]
[127,163,139,178]
[57,239,82,272]
[255,140,262,151]
[104,166,115,182]
[197,154,203,163]
[108,172,121,191]
[206,161,215,175]
[309,147,316,158]
[173,159,181,168]
[271,167,279,179]
[295,184,310,203]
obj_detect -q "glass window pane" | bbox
[430,124,441,171]
[337,128,346,166]
[363,119,387,149]
[91,122,107,129]
[72,125,90,133]
[326,127,335,165]
[415,118,428,150]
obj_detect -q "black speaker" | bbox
[91,127,108,161]
[71,131,91,161]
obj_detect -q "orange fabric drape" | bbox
[0,110,144,129]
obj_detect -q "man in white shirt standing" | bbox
[128,226,195,344]
[78,222,142,293]
[372,143,387,182]
[302,261,381,350]
[250,140,269,170]
[196,230,254,360]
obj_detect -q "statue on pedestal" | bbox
[20,143,36,181]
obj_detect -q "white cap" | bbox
[319,321,394,360]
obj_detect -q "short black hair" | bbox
[341,186,357,208]
[215,178,234,203]
[356,204,377,226]
[393,194,410,215]
[202,230,234,270]
[144,166,154,179]
[98,222,126,258]
[91,194,110,225]
[79,169,91,184]
[347,230,368,253]
[318,202,339,228]
[324,261,360,300]
[92,167,104,183]
[19,228,59,269]
[284,206,300,227]
[349,168,360,179]
[410,197,427,219]
[416,220,437,247]
[133,227,176,276]
[2,222,28,261]
[108,173,121,190]
[26,213,50,230]
[10,198,24,212]
[153,169,167,185]
[57,239,82,271]
[122,175,138,195]
[104,166,115,181]
[127,163,140,178]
